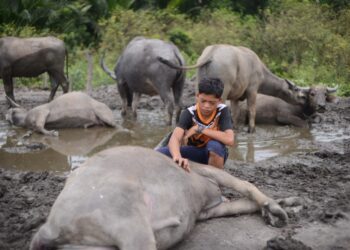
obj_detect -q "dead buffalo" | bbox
[0,36,69,102]
[6,92,116,136]
[158,45,303,132]
[30,146,288,250]
[100,36,186,125]
[238,86,338,127]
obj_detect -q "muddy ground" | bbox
[0,85,349,250]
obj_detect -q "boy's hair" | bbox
[198,77,224,98]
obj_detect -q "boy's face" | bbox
[196,93,221,117]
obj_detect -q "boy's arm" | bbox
[168,127,190,171]
[200,128,234,146]
[202,106,234,146]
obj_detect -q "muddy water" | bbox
[0,110,346,172]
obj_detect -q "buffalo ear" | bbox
[326,95,339,104]
[285,79,304,92]
[285,79,296,90]
[299,87,310,94]
[6,96,21,108]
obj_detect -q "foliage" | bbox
[0,0,122,48]
[131,0,270,16]
[0,0,349,96]
[255,0,350,95]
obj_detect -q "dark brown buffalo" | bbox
[158,45,304,132]
[0,36,69,103]
[238,86,338,127]
[100,36,186,125]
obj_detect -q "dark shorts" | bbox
[156,140,228,165]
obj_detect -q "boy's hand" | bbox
[173,156,190,172]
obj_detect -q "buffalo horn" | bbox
[326,85,338,93]
[298,86,310,92]
[285,79,295,87]
[285,79,301,91]
[6,96,21,108]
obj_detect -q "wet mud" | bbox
[0,85,349,250]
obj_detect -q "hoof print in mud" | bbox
[319,210,348,224]
[264,236,312,250]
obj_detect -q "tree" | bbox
[0,0,124,91]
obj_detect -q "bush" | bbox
[1,4,349,96]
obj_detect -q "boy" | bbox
[157,77,234,171]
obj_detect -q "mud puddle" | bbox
[0,111,346,172]
[0,87,349,250]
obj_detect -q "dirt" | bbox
[0,85,350,250]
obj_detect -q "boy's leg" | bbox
[156,146,172,158]
[156,146,208,164]
[208,151,224,169]
[206,140,228,169]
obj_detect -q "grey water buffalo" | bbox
[159,45,303,132]
[6,92,116,136]
[0,36,69,103]
[30,146,288,250]
[238,86,338,127]
[100,36,186,125]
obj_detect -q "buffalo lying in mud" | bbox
[158,45,304,132]
[30,146,290,250]
[239,86,338,128]
[0,36,69,103]
[6,92,116,136]
[100,36,186,125]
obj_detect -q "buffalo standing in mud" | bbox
[100,37,186,125]
[238,86,338,127]
[6,92,116,136]
[30,146,289,250]
[159,45,304,132]
[0,36,69,102]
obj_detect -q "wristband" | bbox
[196,124,206,134]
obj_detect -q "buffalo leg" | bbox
[107,210,157,250]
[192,164,288,226]
[132,92,141,118]
[172,77,184,123]
[33,109,58,136]
[230,100,240,130]
[277,115,308,128]
[117,82,130,117]
[49,70,69,101]
[48,73,60,101]
[159,90,174,126]
[93,103,116,127]
[246,92,257,133]
[117,227,156,250]
[198,198,259,220]
[58,73,69,93]
[3,71,16,102]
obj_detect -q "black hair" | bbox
[198,77,224,98]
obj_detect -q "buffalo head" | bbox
[297,85,338,113]
[5,96,28,127]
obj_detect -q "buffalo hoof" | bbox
[48,130,59,137]
[261,201,288,228]
[277,196,307,217]
[248,127,255,133]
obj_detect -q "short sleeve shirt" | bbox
[177,103,233,147]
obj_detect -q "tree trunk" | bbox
[86,50,93,94]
